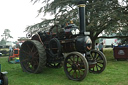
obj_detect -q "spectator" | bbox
[16,43,20,48]
[111,43,114,48]
[9,46,13,56]
[19,42,22,47]
[95,43,99,50]
[99,42,104,52]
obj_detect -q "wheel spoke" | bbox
[22,50,29,55]
[96,54,100,60]
[21,58,29,63]
[67,66,72,68]
[80,68,85,72]
[69,57,74,63]
[33,51,39,57]
[93,52,97,59]
[97,61,103,64]
[76,56,79,63]
[96,64,99,71]
[75,70,78,78]
[97,64,103,68]
[32,60,38,69]
[96,58,102,61]
[67,61,72,65]
[78,69,81,77]
[26,44,31,50]
[72,70,76,78]
[31,45,35,52]
[69,69,73,73]
[93,67,94,71]
[73,55,75,62]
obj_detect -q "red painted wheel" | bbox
[64,52,88,81]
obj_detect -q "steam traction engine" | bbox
[19,2,107,81]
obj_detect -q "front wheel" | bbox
[64,52,88,81]
[89,50,107,73]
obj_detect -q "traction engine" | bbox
[19,1,107,81]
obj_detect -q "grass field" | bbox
[0,49,128,85]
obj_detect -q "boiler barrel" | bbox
[61,36,92,53]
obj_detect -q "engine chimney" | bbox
[79,3,86,35]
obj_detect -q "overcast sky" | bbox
[0,0,50,41]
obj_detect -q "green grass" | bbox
[1,49,128,85]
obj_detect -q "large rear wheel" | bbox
[20,40,46,73]
[64,52,88,81]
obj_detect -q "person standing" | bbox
[95,43,99,50]
[111,43,114,48]
[99,42,104,52]
[9,46,13,56]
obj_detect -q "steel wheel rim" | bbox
[89,50,107,73]
[20,41,40,73]
[64,52,88,81]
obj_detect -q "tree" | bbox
[1,29,13,41]
[27,0,128,48]
[0,38,6,46]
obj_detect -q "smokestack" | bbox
[79,4,86,35]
